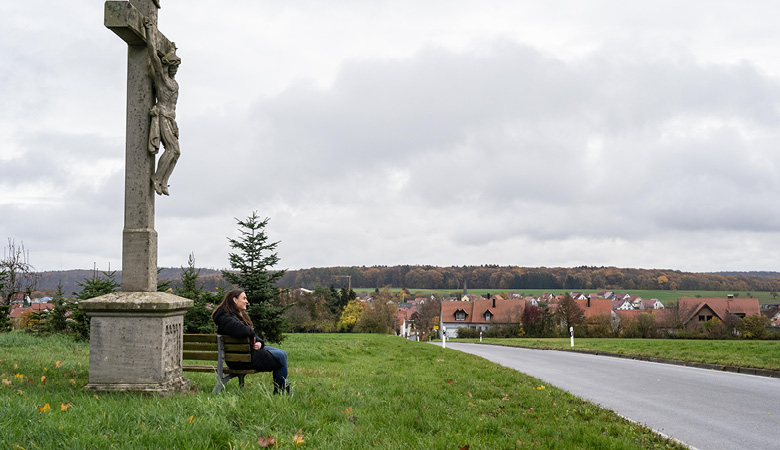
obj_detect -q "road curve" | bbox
[439,342,780,450]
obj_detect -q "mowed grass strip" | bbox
[467,338,780,371]
[0,332,685,449]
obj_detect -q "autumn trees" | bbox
[278,265,780,293]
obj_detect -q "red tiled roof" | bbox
[678,298,760,323]
[9,302,54,318]
[574,298,612,319]
[441,298,525,324]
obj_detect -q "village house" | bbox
[677,297,760,326]
[439,295,524,338]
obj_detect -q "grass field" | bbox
[455,338,780,371]
[0,332,686,449]
[355,288,780,306]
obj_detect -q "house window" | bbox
[698,315,713,322]
[484,311,492,321]
[455,311,466,321]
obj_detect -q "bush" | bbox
[455,327,480,339]
[742,315,770,339]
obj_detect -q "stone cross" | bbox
[105,0,175,292]
[79,0,192,395]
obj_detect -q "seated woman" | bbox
[211,289,289,393]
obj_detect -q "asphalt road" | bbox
[439,342,780,450]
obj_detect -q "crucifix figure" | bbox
[144,18,180,196]
[105,0,180,291]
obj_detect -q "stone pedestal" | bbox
[80,291,193,395]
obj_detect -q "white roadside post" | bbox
[442,326,446,348]
[570,326,574,347]
[480,330,483,342]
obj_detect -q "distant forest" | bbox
[32,266,780,297]
[277,266,780,292]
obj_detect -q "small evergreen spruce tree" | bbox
[46,282,69,334]
[70,270,120,341]
[222,212,288,343]
[178,253,216,334]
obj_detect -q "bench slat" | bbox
[183,343,218,351]
[183,343,250,352]
[182,365,258,375]
[183,352,251,363]
[183,334,218,343]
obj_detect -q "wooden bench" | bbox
[182,334,258,394]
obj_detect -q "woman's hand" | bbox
[254,341,263,350]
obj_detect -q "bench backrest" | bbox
[183,334,252,363]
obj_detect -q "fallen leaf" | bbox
[2,379,11,387]
[348,415,358,423]
[41,376,47,384]
[292,429,304,446]
[37,403,51,412]
[447,379,453,384]
[257,435,277,447]
[60,403,72,411]
[187,415,196,423]
[460,446,470,450]
[341,407,353,414]
[467,392,472,398]
[55,360,61,368]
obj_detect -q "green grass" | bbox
[356,288,780,305]
[458,338,780,371]
[0,332,685,450]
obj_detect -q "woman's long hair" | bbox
[211,289,254,327]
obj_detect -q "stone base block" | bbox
[80,291,193,396]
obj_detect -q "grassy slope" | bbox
[460,338,780,371]
[0,332,684,450]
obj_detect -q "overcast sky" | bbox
[3,1,780,273]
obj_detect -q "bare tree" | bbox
[556,293,585,329]
[1,239,38,305]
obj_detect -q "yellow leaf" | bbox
[14,373,24,380]
[55,360,61,368]
[40,376,47,384]
[187,415,196,423]
[37,403,51,412]
[292,429,304,446]
[60,402,72,411]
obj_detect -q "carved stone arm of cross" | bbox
[105,1,173,56]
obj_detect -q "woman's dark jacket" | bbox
[212,308,282,372]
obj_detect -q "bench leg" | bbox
[213,374,238,394]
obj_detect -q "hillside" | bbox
[30,265,780,298]
[278,265,780,292]
[32,268,225,297]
